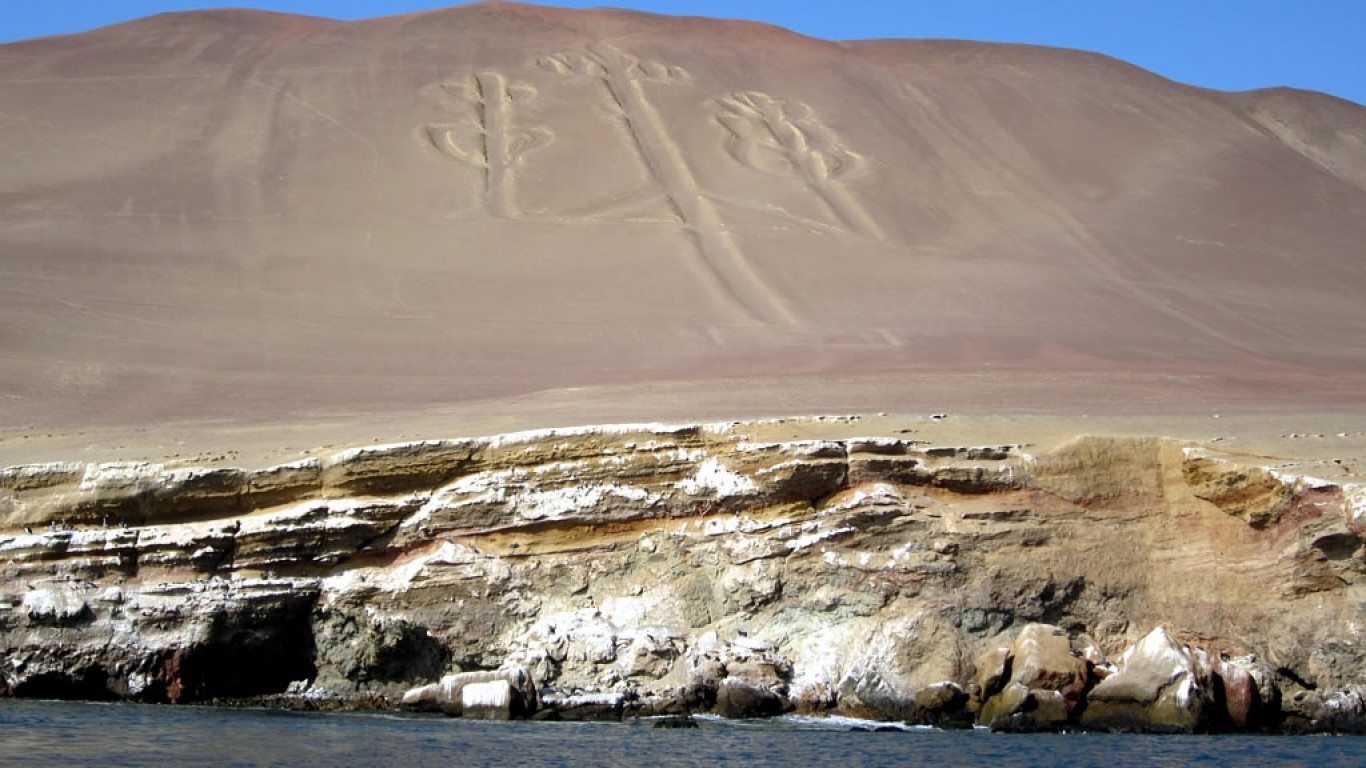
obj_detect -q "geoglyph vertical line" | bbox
[716,91,884,240]
[476,72,519,219]
[539,45,797,326]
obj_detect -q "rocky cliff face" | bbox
[1,417,1363,730]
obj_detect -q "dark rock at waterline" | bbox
[652,714,699,729]
[540,692,626,721]
[984,685,1074,733]
[158,592,319,705]
[907,682,972,729]
[974,623,1090,732]
[714,678,788,719]
[1283,687,1366,734]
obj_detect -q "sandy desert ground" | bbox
[1,3,1363,469]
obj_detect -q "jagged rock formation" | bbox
[1,417,1362,731]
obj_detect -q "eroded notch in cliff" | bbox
[161,590,320,703]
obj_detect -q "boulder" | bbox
[1213,657,1255,729]
[968,645,1009,710]
[1212,655,1279,731]
[539,691,626,721]
[400,667,538,717]
[462,680,515,720]
[1080,627,1210,733]
[714,678,787,719]
[976,623,1090,731]
[908,681,971,728]
[980,682,1071,732]
[618,634,683,680]
[1285,686,1366,734]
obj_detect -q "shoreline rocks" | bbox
[400,668,538,717]
[1079,627,1208,733]
[974,623,1091,732]
[0,418,1363,734]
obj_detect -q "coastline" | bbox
[2,411,1364,733]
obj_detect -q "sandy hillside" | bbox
[1,3,1364,461]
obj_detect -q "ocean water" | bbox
[0,701,1360,767]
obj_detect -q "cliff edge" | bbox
[2,415,1363,731]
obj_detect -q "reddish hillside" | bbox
[2,3,1364,428]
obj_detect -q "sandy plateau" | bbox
[1,2,1366,732]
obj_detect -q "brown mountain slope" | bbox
[2,3,1364,431]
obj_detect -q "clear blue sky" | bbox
[1,1,1361,106]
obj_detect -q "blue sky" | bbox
[2,1,1362,105]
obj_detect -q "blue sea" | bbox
[0,700,1359,767]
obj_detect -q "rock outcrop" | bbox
[974,623,1090,731]
[1080,627,1209,733]
[400,668,538,717]
[966,623,1305,733]
[1,417,1363,731]
[1284,687,1366,734]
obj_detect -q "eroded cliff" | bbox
[1,417,1363,729]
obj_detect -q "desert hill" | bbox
[1,2,1364,432]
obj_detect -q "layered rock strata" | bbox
[0,418,1363,731]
